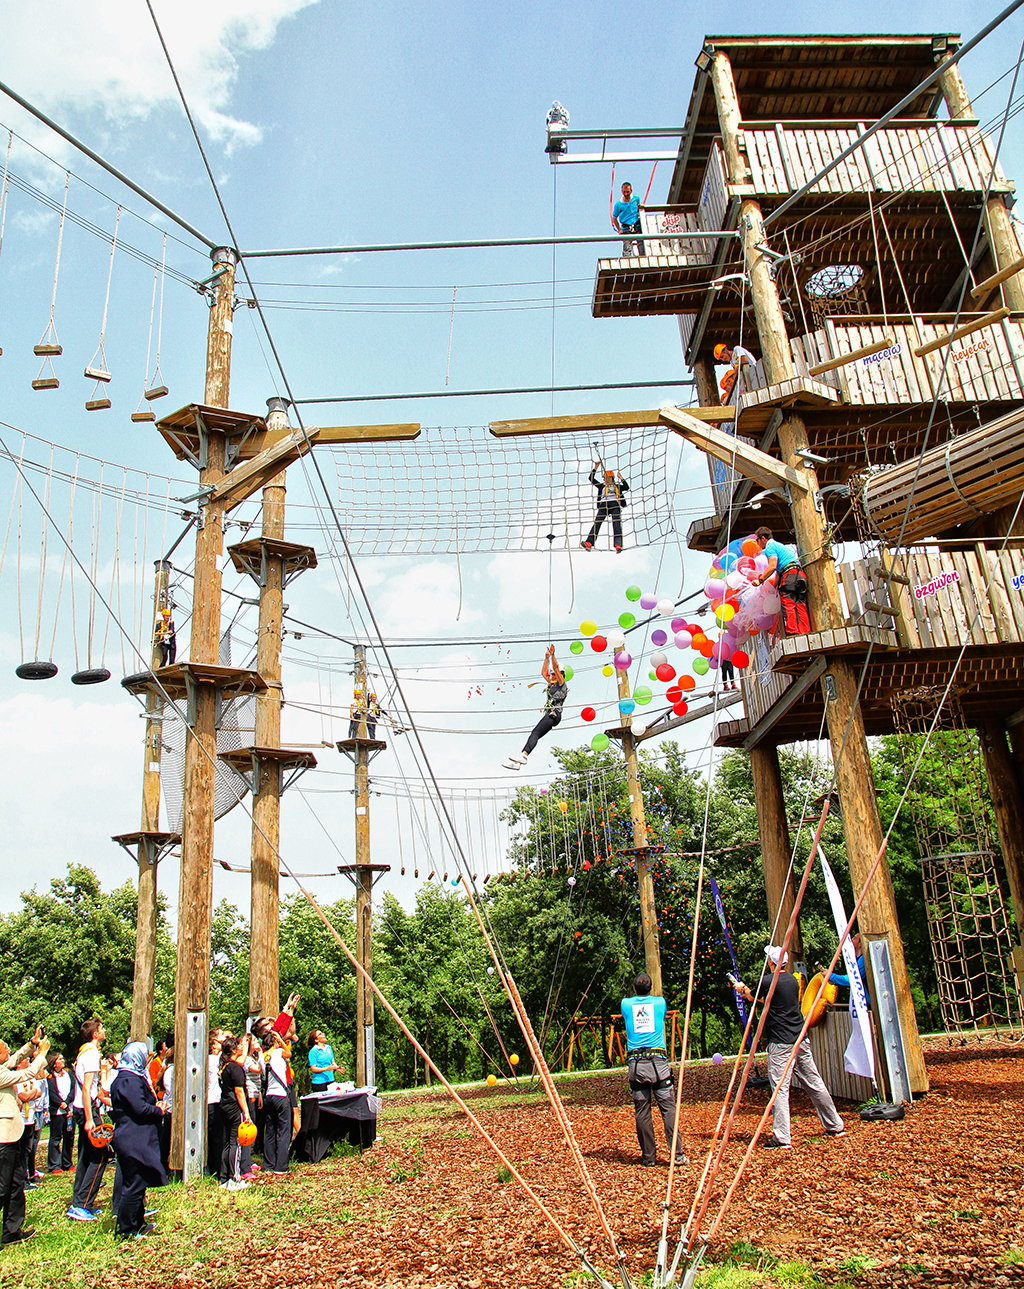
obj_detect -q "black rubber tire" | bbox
[15,660,58,680]
[860,1102,906,1121]
[71,667,111,685]
[121,669,157,690]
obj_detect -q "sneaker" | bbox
[67,1206,101,1221]
[250,1164,263,1172]
[639,1158,657,1167]
[762,1137,791,1150]
[24,1182,37,1191]
[240,1172,255,1181]
[31,1172,44,1181]
[144,1208,157,1218]
[826,1129,847,1137]
[223,1179,251,1192]
[674,1155,689,1166]
[614,545,623,553]
[502,757,521,771]
[2,1227,35,1245]
[580,541,592,551]
[51,1168,65,1175]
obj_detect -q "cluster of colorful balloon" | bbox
[703,535,781,667]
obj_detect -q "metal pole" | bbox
[353,645,375,1087]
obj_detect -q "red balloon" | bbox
[699,641,714,658]
[732,650,749,668]
[591,635,607,652]
[673,701,688,717]
[666,686,682,703]
[656,663,676,682]
[680,675,696,692]
[581,706,596,721]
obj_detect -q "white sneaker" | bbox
[502,757,521,771]
[503,753,527,770]
[223,1179,251,1192]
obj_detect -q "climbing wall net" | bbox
[325,424,673,555]
[891,686,1024,1037]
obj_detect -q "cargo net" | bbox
[160,628,255,834]
[325,424,673,555]
[891,686,1023,1037]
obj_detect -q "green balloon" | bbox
[693,657,709,675]
[570,640,584,655]
[626,585,642,602]
[649,670,657,681]
[591,733,610,752]
[563,666,574,681]
[634,685,653,706]
[618,612,636,629]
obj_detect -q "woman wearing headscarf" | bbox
[109,1042,167,1239]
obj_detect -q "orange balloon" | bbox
[741,538,759,557]
[680,676,696,692]
[690,634,706,650]
[700,640,714,658]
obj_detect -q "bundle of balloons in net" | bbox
[705,534,782,660]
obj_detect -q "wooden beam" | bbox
[742,657,827,752]
[750,743,803,959]
[658,404,809,494]
[971,254,1024,302]
[488,406,735,437]
[637,689,743,740]
[808,336,894,377]
[913,307,1011,357]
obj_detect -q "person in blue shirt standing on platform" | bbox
[612,182,644,258]
[620,972,687,1168]
[753,525,810,634]
[307,1030,345,1092]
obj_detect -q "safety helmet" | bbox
[714,343,728,360]
[86,1122,114,1149]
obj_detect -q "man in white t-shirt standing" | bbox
[68,1018,108,1221]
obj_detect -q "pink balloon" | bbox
[640,593,658,611]
[708,656,720,669]
[671,618,686,633]
[674,631,692,649]
[614,652,632,669]
[705,579,726,600]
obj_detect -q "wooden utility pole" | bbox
[249,398,288,1021]
[711,49,928,1093]
[749,743,803,959]
[938,63,1024,311]
[337,645,389,1086]
[977,717,1024,959]
[171,246,236,1174]
[614,666,663,995]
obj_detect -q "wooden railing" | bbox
[719,120,1010,200]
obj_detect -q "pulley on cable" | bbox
[32,170,69,391]
[84,207,120,411]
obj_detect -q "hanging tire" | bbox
[121,670,157,690]
[16,660,58,680]
[71,667,111,685]
[800,971,837,1029]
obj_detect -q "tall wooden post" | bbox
[128,559,171,1042]
[248,398,289,1022]
[171,246,236,1175]
[938,63,1024,311]
[616,667,663,995]
[749,743,803,959]
[712,50,928,1092]
[353,645,375,1084]
[977,717,1024,955]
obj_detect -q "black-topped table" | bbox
[291,1087,380,1162]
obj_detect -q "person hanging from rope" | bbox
[503,646,567,770]
[612,182,644,258]
[714,341,757,405]
[753,525,810,634]
[582,463,629,552]
[154,607,176,668]
[735,946,845,1149]
[621,972,687,1168]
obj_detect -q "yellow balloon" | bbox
[510,1054,519,1066]
[580,619,598,637]
[720,603,736,622]
[487,1074,497,1086]
[558,800,568,813]
[602,664,613,677]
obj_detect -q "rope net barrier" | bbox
[325,424,673,555]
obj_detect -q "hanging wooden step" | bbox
[144,383,168,400]
[32,377,59,390]
[131,410,156,423]
[33,343,62,356]
[84,365,112,382]
[86,396,112,411]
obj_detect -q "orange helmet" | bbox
[714,343,728,361]
[86,1122,114,1149]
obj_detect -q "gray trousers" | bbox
[628,1053,683,1164]
[766,1039,844,1144]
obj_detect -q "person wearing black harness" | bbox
[621,972,687,1167]
[582,464,629,552]
[504,646,567,770]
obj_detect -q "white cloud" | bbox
[0,0,318,155]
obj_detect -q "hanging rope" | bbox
[32,447,53,661]
[85,206,121,405]
[33,170,69,386]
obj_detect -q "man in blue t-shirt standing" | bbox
[754,525,810,634]
[612,182,645,258]
[620,973,687,1167]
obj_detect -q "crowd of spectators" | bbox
[0,991,345,1245]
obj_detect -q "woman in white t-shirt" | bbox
[241,1036,264,1177]
[206,1035,223,1177]
[261,1033,291,1175]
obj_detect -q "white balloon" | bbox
[674,631,692,649]
[726,571,745,590]
[657,598,675,617]
[609,630,626,651]
[631,723,646,738]
[650,650,668,667]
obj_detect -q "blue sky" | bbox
[0,0,1021,921]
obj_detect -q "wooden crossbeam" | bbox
[808,336,894,376]
[971,255,1024,301]
[488,405,736,437]
[657,405,809,494]
[913,308,1012,357]
[211,421,422,510]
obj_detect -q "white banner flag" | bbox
[817,846,876,1083]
